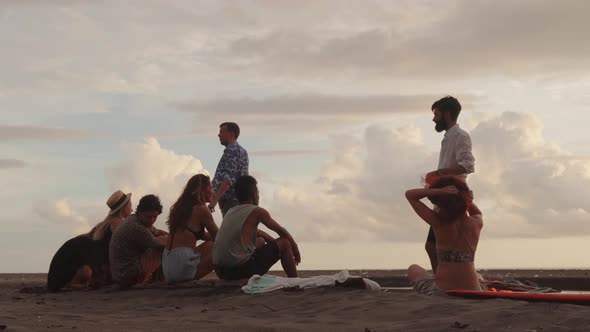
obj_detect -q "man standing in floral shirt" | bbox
[208,122,249,216]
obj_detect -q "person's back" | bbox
[212,175,301,280]
[47,234,110,292]
[213,204,259,268]
[406,176,485,295]
[431,213,483,290]
[109,196,167,287]
[109,215,148,283]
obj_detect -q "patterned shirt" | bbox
[438,124,475,177]
[212,142,249,205]
[109,214,164,284]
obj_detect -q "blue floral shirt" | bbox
[212,142,249,205]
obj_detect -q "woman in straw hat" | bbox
[47,190,133,291]
[162,174,220,283]
[87,190,133,241]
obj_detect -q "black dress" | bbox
[46,228,112,292]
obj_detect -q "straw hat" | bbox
[106,190,132,216]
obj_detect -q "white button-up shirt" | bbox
[438,124,475,175]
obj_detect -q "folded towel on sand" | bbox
[242,270,381,294]
[484,278,558,293]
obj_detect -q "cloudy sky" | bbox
[2,0,589,272]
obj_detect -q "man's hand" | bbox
[425,170,439,183]
[437,185,459,195]
[292,243,301,265]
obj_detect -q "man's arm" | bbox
[150,226,168,237]
[455,133,475,174]
[257,229,274,243]
[139,227,166,249]
[256,208,301,264]
[426,164,468,180]
[208,178,230,212]
[426,132,475,179]
[209,147,237,212]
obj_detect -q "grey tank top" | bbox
[213,204,258,267]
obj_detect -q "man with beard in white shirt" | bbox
[424,96,475,274]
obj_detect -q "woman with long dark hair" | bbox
[405,176,485,295]
[162,174,220,282]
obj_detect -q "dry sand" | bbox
[1,271,590,331]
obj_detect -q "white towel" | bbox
[241,270,381,294]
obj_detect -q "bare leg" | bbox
[276,238,297,278]
[255,236,266,249]
[139,248,163,284]
[70,265,93,286]
[425,241,438,273]
[194,241,214,280]
[407,264,430,284]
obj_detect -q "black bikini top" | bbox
[186,226,204,240]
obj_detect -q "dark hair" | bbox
[166,174,210,234]
[234,175,258,203]
[137,194,163,214]
[432,96,462,121]
[220,122,240,139]
[426,176,472,223]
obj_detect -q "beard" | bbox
[434,119,447,132]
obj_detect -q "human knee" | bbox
[408,264,420,271]
[276,238,292,254]
[407,264,427,281]
[407,264,421,275]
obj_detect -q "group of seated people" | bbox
[48,173,483,296]
[47,174,300,291]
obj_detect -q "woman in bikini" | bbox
[405,176,485,295]
[162,174,222,282]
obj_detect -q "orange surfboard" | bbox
[447,290,590,306]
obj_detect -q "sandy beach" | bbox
[2,270,590,331]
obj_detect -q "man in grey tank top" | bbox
[212,175,301,280]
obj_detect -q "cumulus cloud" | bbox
[33,199,91,235]
[268,112,590,242]
[108,137,210,212]
[469,112,590,238]
[26,138,211,235]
